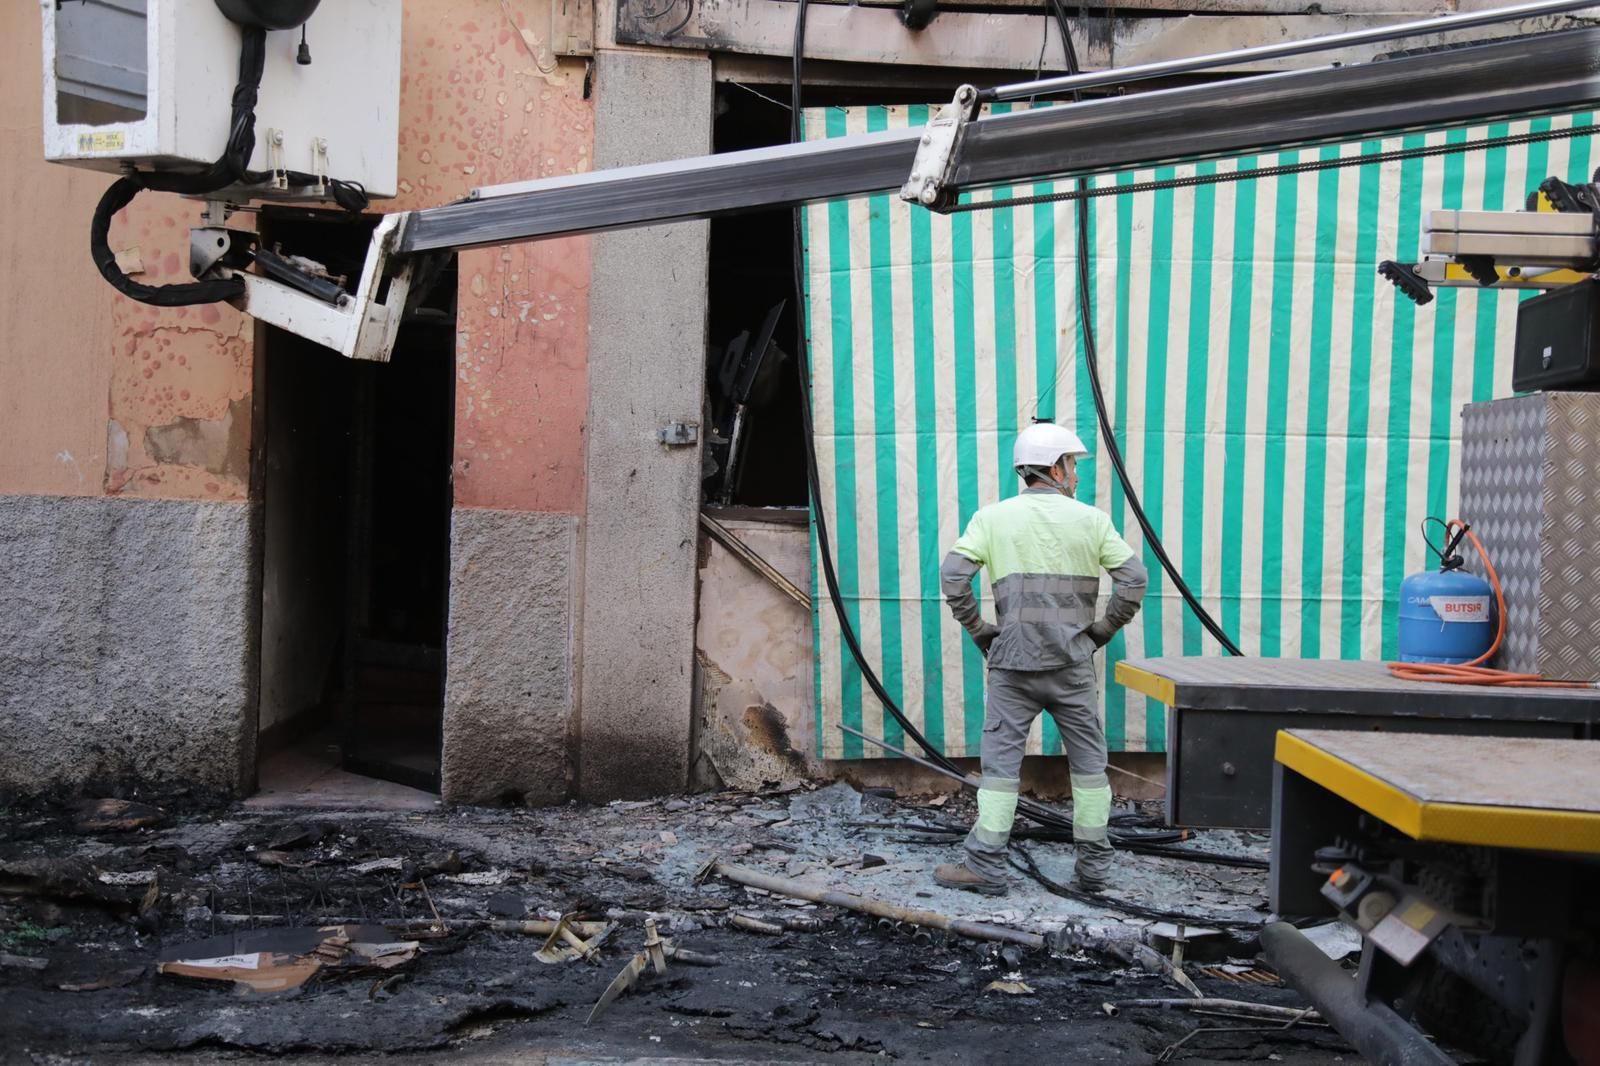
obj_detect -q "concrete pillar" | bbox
[578,51,713,800]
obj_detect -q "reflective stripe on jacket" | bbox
[941,487,1147,670]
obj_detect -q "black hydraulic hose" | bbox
[789,0,966,783]
[91,178,247,306]
[1261,922,1457,1066]
[1044,0,1244,657]
[790,4,1078,837]
[90,26,368,309]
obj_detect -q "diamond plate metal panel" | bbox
[1460,393,1600,680]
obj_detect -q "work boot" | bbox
[934,862,1008,897]
[1073,841,1115,894]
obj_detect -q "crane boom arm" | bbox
[228,24,1600,360]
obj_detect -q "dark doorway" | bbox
[256,211,456,795]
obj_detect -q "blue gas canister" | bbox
[1397,566,1494,664]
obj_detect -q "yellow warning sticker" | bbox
[77,131,126,153]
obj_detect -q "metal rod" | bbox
[699,512,811,609]
[1111,998,1322,1022]
[986,0,1600,102]
[839,723,977,786]
[710,861,1045,949]
[401,29,1600,254]
[1260,922,1456,1066]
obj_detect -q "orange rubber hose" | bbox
[1388,521,1595,688]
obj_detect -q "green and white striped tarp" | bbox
[801,104,1597,761]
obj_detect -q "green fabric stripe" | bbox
[991,103,1020,502]
[1380,134,1427,660]
[1106,177,1135,744]
[1074,187,1099,511]
[906,103,946,753]
[1259,153,1300,657]
[1425,129,1469,529]
[1142,168,1176,748]
[1033,184,1064,756]
[952,206,984,754]
[1181,163,1217,657]
[1567,113,1594,181]
[865,107,904,751]
[1524,115,1554,209]
[1471,123,1510,404]
[1221,158,1260,643]
[1520,116,1555,325]
[1299,147,1342,658]
[1339,141,1382,658]
[824,108,863,758]
[1034,192,1059,424]
[1077,185,1117,750]
[800,110,825,758]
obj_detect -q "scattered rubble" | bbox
[0,781,1365,1063]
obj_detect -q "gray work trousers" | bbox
[964,659,1113,882]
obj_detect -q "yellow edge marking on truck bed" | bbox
[1114,662,1175,706]
[1275,731,1600,856]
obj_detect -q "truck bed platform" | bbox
[1114,657,1600,829]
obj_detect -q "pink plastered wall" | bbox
[393,0,593,514]
[0,0,592,513]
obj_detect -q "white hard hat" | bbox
[1013,421,1089,471]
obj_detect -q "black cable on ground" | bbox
[787,8,1113,844]
[1010,842,1266,930]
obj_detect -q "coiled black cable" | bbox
[90,25,368,308]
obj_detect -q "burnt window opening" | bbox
[705,80,974,512]
[706,86,806,510]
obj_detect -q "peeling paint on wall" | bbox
[397,0,594,514]
[104,209,256,501]
[144,397,252,482]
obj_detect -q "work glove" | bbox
[973,624,1000,657]
[1085,619,1115,649]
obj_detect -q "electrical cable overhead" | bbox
[785,0,1243,850]
[1041,0,1245,657]
[789,0,1112,841]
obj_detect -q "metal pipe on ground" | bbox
[1260,922,1455,1066]
[1110,998,1321,1022]
[710,862,1044,949]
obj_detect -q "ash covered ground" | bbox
[1,783,1362,1065]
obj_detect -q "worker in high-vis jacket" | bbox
[933,421,1147,896]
